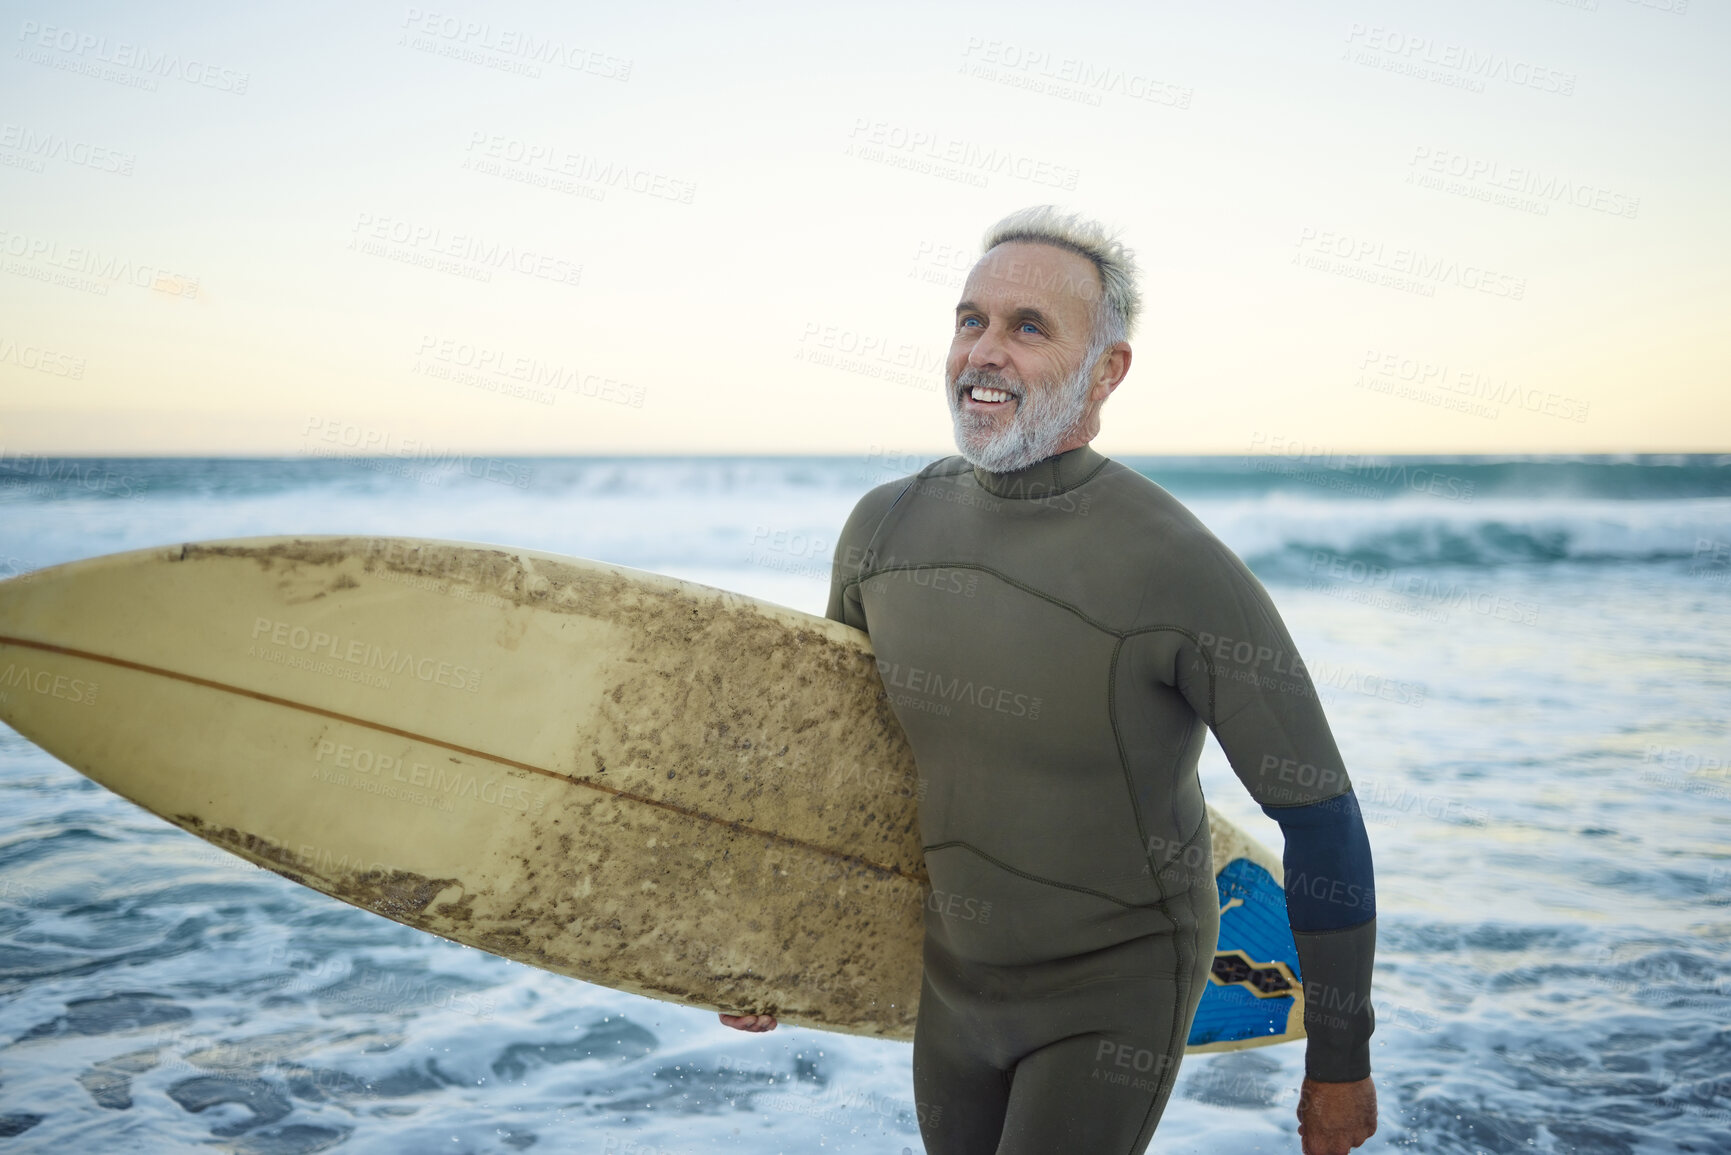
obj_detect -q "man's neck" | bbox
[971,443,1106,499]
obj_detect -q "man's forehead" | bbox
[962,241,1102,316]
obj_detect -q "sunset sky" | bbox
[1,0,1725,456]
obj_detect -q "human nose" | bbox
[967,322,1007,372]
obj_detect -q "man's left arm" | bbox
[1170,539,1378,1151]
[1261,789,1377,1083]
[1263,793,1380,1151]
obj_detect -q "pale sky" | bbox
[1,0,1725,455]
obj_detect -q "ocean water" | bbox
[1,452,1728,1154]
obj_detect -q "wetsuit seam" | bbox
[1133,881,1196,1152]
[846,581,1234,854]
[1114,627,1210,1148]
[1108,634,1170,911]
[860,469,1274,755]
[1118,623,1221,730]
[1112,628,1222,922]
[922,457,973,478]
[855,562,1124,636]
[921,840,1155,910]
[1259,787,1353,809]
[1293,913,1376,936]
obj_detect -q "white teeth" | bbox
[970,386,1013,403]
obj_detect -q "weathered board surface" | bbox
[0,536,1304,1048]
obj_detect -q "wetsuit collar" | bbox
[971,443,1108,500]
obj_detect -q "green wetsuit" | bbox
[826,445,1376,1155]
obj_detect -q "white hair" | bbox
[980,205,1142,347]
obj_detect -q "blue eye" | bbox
[960,317,982,328]
[1019,322,1040,334]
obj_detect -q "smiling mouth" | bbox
[963,384,1017,406]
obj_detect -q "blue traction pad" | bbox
[1187,856,1303,1048]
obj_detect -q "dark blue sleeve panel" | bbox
[1259,788,1376,932]
[1262,788,1378,1082]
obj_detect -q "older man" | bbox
[725,206,1379,1155]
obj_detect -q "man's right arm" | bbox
[824,477,914,630]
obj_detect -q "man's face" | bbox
[946,241,1107,473]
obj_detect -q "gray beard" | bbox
[947,356,1095,474]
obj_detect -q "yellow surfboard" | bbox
[0,536,1303,1048]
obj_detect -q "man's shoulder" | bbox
[1091,458,1214,533]
[837,470,919,549]
[843,457,968,526]
[1089,459,1258,576]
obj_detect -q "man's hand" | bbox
[1296,1075,1376,1155]
[718,1013,777,1033]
